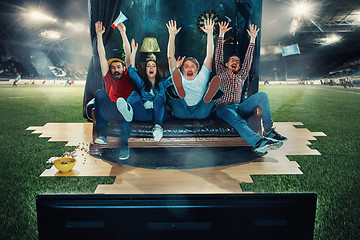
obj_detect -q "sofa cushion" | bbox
[107,117,241,138]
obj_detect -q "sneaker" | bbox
[263,128,287,141]
[254,138,283,154]
[172,68,186,98]
[116,97,133,122]
[152,124,163,141]
[203,76,220,103]
[119,146,130,160]
[94,135,107,144]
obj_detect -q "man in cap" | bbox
[94,20,135,160]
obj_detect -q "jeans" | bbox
[216,92,274,147]
[169,97,214,119]
[127,91,168,126]
[94,89,131,146]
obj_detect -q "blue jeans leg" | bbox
[153,94,168,126]
[238,92,273,132]
[191,100,214,119]
[94,89,130,143]
[216,104,262,147]
[127,91,152,122]
[170,98,214,119]
[128,92,168,126]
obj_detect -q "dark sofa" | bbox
[87,62,263,156]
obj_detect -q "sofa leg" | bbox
[89,142,103,156]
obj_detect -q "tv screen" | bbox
[282,44,301,57]
[36,193,317,240]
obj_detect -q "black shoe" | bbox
[166,85,180,99]
[263,128,287,141]
[255,138,283,154]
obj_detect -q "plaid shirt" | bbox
[215,36,255,106]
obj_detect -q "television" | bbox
[281,44,301,57]
[36,193,317,240]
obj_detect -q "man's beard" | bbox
[112,72,124,80]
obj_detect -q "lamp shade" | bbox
[140,37,160,53]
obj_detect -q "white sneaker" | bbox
[119,146,130,160]
[116,97,133,122]
[94,135,107,144]
[152,124,163,142]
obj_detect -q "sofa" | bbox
[86,62,263,156]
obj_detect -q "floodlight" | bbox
[30,10,57,23]
[260,48,266,55]
[65,21,87,32]
[274,46,282,54]
[323,34,341,45]
[316,34,342,45]
[40,30,61,40]
[289,18,300,35]
[293,2,313,18]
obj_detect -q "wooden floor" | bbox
[26,122,325,194]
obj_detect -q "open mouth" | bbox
[187,72,194,76]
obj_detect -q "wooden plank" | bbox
[28,122,325,194]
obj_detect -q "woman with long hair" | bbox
[126,39,171,141]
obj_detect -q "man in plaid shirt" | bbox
[215,22,287,154]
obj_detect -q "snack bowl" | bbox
[53,157,76,173]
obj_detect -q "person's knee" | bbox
[95,89,107,100]
[127,91,141,105]
[257,92,269,101]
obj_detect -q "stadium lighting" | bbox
[317,34,342,45]
[65,21,87,33]
[289,18,300,35]
[292,1,313,18]
[40,30,61,40]
[260,48,266,55]
[30,10,57,23]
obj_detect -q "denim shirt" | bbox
[128,65,171,103]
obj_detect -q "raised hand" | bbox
[117,22,126,33]
[131,38,138,52]
[218,21,232,37]
[176,56,186,69]
[247,24,259,43]
[95,21,105,35]
[166,20,181,36]
[200,18,214,35]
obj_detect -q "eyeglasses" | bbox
[229,58,240,64]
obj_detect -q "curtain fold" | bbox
[83,0,123,120]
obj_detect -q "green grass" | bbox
[243,84,360,240]
[0,84,359,239]
[0,85,115,239]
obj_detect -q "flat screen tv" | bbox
[36,193,317,240]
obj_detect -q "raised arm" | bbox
[215,21,232,73]
[200,18,215,71]
[95,21,109,77]
[247,23,259,44]
[166,20,181,70]
[117,22,131,68]
[130,38,138,67]
[128,38,144,90]
[238,24,259,79]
